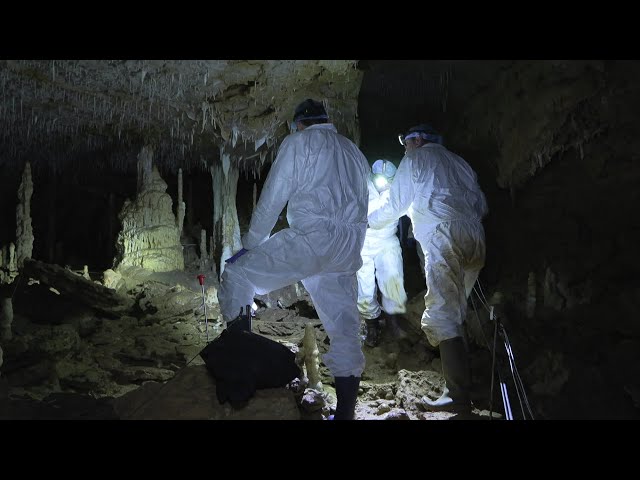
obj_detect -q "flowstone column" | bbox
[0,296,13,341]
[211,148,242,278]
[176,168,186,237]
[15,161,34,268]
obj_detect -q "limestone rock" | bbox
[114,365,300,420]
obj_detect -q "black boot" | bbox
[421,336,472,413]
[226,306,252,333]
[364,317,381,347]
[385,314,410,340]
[333,376,361,420]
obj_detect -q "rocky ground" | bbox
[0,260,506,421]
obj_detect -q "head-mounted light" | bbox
[373,174,389,190]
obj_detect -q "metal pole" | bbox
[197,274,208,342]
[489,314,498,420]
[202,283,208,342]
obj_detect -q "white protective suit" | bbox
[368,143,488,347]
[356,178,407,320]
[219,123,370,378]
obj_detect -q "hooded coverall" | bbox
[368,143,488,347]
[356,178,407,320]
[219,123,370,377]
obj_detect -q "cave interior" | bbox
[0,59,638,421]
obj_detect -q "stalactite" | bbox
[1,60,362,182]
[211,148,242,277]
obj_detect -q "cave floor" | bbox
[0,260,502,420]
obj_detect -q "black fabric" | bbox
[225,313,251,333]
[407,123,439,136]
[199,329,301,408]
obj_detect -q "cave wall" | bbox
[454,60,640,418]
[358,60,640,418]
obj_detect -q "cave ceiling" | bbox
[0,60,363,175]
[1,59,633,192]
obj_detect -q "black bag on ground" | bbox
[199,328,301,408]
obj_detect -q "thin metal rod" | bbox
[202,284,208,342]
[489,316,498,420]
[500,382,513,420]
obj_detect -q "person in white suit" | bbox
[219,99,370,420]
[356,159,408,347]
[368,124,488,413]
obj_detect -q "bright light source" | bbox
[374,176,388,190]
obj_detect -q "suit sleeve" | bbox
[242,136,296,249]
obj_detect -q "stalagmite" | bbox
[46,177,57,263]
[1,296,13,341]
[108,193,116,260]
[176,168,186,236]
[7,243,17,282]
[543,266,565,311]
[526,271,536,319]
[15,161,34,268]
[253,182,257,212]
[0,246,5,284]
[303,323,322,391]
[200,229,207,270]
[115,147,184,272]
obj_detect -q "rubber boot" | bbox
[421,336,472,413]
[364,317,381,347]
[333,376,361,420]
[385,314,409,340]
[226,306,252,333]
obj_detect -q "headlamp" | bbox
[373,174,389,190]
